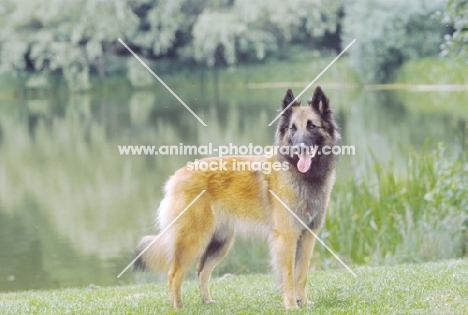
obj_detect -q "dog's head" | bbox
[275,87,339,174]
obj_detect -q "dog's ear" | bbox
[308,86,331,116]
[281,89,301,116]
[276,89,300,136]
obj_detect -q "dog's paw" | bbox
[284,300,299,310]
[285,305,300,311]
[202,299,218,305]
[297,299,314,308]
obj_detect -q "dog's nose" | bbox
[292,142,309,155]
[293,142,308,149]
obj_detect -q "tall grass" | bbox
[323,144,468,267]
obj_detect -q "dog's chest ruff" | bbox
[292,187,324,227]
[275,171,326,228]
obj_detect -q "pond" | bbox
[0,80,466,292]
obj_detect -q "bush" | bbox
[440,0,468,62]
[342,0,447,83]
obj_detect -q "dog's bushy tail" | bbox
[134,235,170,273]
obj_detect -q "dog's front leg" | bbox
[294,229,317,307]
[271,229,301,310]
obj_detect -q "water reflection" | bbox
[0,85,466,291]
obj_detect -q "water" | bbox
[0,82,466,292]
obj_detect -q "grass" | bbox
[1,259,468,314]
[395,57,468,85]
[324,144,468,267]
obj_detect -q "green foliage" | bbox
[0,0,343,90]
[0,0,139,91]
[325,144,468,266]
[440,0,468,61]
[1,259,468,314]
[342,0,447,83]
[190,0,342,66]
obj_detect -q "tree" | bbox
[189,0,343,67]
[0,0,139,91]
[440,0,468,62]
[342,0,446,83]
[0,0,344,89]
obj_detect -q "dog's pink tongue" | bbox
[297,154,312,173]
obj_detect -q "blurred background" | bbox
[0,0,467,292]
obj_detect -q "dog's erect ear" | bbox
[281,89,301,115]
[308,86,330,116]
[276,89,300,136]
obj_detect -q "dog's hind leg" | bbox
[196,228,235,304]
[167,201,216,308]
[168,232,215,308]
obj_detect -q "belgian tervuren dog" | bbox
[135,86,339,310]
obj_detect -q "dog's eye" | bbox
[307,121,317,130]
[290,124,297,132]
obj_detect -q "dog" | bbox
[134,86,339,310]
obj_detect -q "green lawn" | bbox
[1,259,467,314]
